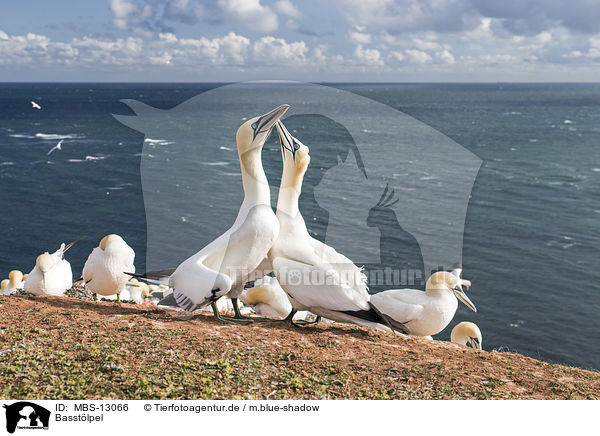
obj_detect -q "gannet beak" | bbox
[453,287,477,312]
[42,273,47,290]
[253,104,290,141]
[63,236,85,255]
[468,336,482,350]
[275,120,298,159]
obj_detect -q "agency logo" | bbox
[3,402,50,434]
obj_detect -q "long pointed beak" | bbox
[64,236,85,255]
[254,104,290,140]
[276,120,296,157]
[468,336,482,350]
[42,273,47,290]
[454,287,477,312]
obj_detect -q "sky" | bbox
[1,0,600,82]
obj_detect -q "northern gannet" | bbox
[126,278,150,304]
[241,276,293,320]
[24,239,80,296]
[0,279,8,295]
[451,321,482,350]
[269,121,403,331]
[47,140,63,155]
[165,105,289,324]
[82,234,135,300]
[3,270,24,295]
[31,101,41,110]
[370,271,476,337]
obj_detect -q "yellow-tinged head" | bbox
[8,270,23,285]
[1,279,8,292]
[99,234,124,250]
[426,271,476,312]
[35,253,55,273]
[451,321,483,350]
[244,284,278,306]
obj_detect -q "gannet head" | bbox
[244,284,277,306]
[8,270,24,287]
[451,321,482,350]
[275,120,310,173]
[99,234,125,251]
[236,104,290,155]
[426,271,476,312]
[1,279,8,293]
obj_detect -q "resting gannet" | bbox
[82,234,135,300]
[0,279,8,295]
[24,239,80,296]
[370,271,476,337]
[241,276,293,320]
[269,121,404,332]
[3,270,24,295]
[126,278,150,304]
[165,105,289,324]
[451,321,482,350]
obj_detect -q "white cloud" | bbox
[354,45,383,66]
[217,0,278,34]
[274,0,301,19]
[348,29,372,45]
[109,0,137,30]
[436,49,455,64]
[253,36,307,64]
[405,49,432,64]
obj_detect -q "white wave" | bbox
[35,133,82,140]
[67,159,85,163]
[504,111,522,115]
[144,138,172,145]
[563,119,574,124]
[200,161,229,166]
[9,134,35,139]
[528,139,538,142]
[592,168,600,172]
[0,161,15,166]
[219,146,233,151]
[85,155,105,161]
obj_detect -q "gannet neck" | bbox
[276,167,302,217]
[239,147,271,206]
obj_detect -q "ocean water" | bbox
[0,83,598,370]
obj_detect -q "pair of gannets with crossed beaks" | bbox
[146,105,290,324]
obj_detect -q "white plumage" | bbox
[24,241,77,296]
[165,105,289,321]
[370,271,476,337]
[241,276,293,319]
[82,234,135,299]
[1,270,23,295]
[270,121,380,328]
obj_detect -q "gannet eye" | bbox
[293,142,300,150]
[453,285,461,291]
[251,122,258,130]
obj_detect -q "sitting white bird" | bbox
[136,105,289,325]
[82,234,135,300]
[24,239,80,296]
[370,271,477,337]
[1,279,9,295]
[451,321,482,350]
[269,121,402,332]
[241,276,293,320]
[125,278,150,304]
[2,270,24,295]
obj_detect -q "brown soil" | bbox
[1,295,598,400]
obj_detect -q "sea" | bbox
[0,82,598,371]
